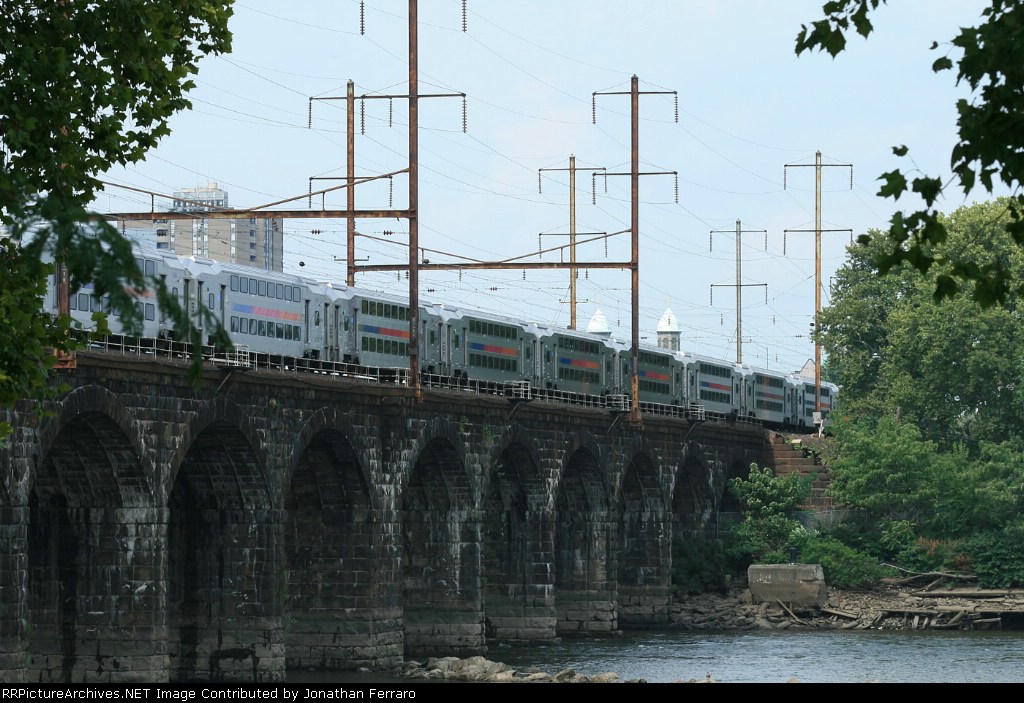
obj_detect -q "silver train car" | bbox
[49,245,837,429]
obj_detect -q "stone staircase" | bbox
[768,432,834,511]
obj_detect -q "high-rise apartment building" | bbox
[118,182,284,272]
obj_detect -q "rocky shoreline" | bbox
[671,583,1024,631]
[389,584,1024,682]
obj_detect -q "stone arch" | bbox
[401,433,481,658]
[553,445,618,636]
[283,408,399,671]
[167,408,279,682]
[26,400,156,682]
[480,438,553,645]
[617,449,671,626]
[672,444,712,539]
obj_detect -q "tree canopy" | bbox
[797,0,1024,306]
[0,0,234,435]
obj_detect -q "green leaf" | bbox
[877,170,909,199]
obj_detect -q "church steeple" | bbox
[657,307,681,351]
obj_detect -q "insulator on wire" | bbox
[783,231,788,255]
[591,174,597,204]
[592,94,596,124]
[674,173,679,204]
[360,100,366,135]
[604,238,607,257]
[462,0,467,32]
[308,180,313,208]
[538,172,542,194]
[396,272,400,281]
[462,96,467,133]
[849,167,854,190]
[585,269,589,279]
[459,270,463,282]
[307,99,312,129]
[603,172,608,193]
[783,168,787,190]
[388,176,393,207]
[359,0,365,35]
[388,98,393,128]
[522,270,526,281]
[538,234,542,253]
[674,93,679,123]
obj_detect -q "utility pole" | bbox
[538,155,607,329]
[710,219,767,364]
[593,75,678,426]
[784,150,852,415]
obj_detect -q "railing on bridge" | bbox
[73,333,768,426]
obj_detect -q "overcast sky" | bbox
[97,0,994,374]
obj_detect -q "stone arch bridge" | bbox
[0,351,776,683]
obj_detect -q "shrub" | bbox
[794,534,888,588]
[671,537,728,596]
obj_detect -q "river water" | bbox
[288,629,1024,684]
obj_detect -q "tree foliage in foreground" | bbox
[815,199,1024,585]
[0,1,234,437]
[798,0,1024,306]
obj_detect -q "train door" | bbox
[439,321,449,376]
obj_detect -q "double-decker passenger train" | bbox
[49,244,837,429]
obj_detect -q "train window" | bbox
[429,330,436,345]
[258,280,267,296]
[70,295,78,311]
[91,296,101,312]
[293,286,301,302]
[526,347,531,359]
[145,304,155,321]
[231,275,239,292]
[248,278,255,294]
[285,325,292,341]
[277,323,284,339]
[266,283,275,299]
[208,293,214,309]
[172,287,178,298]
[400,307,407,321]
[135,301,143,318]
[230,317,238,332]
[314,310,321,326]
[343,315,349,331]
[256,320,265,336]
[384,304,391,318]
[453,334,460,349]
[293,325,300,340]
[145,260,155,277]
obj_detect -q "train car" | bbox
[218,259,312,358]
[533,323,616,397]
[739,364,796,427]
[443,306,531,386]
[633,344,684,407]
[794,377,838,428]
[348,289,413,369]
[682,352,744,417]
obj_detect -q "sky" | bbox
[96,0,995,375]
